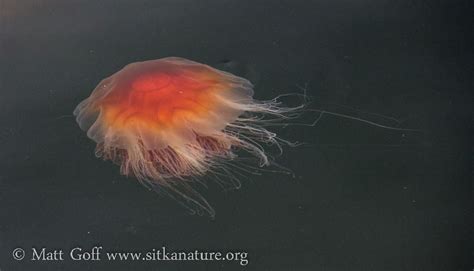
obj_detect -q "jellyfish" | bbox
[74,57,301,216]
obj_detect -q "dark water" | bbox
[0,1,472,270]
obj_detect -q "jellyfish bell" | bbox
[74,57,301,216]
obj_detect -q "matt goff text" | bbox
[11,246,250,266]
[26,247,102,261]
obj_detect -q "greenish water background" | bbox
[0,0,472,270]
